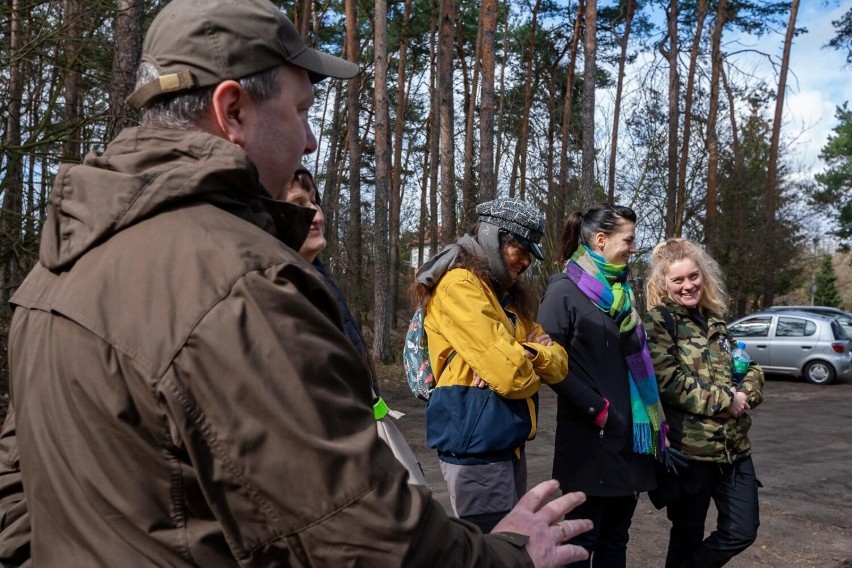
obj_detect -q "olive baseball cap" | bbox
[126,0,359,110]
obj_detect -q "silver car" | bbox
[763,305,852,335]
[728,311,852,385]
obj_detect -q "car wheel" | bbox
[803,360,836,385]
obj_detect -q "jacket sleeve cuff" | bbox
[592,398,610,428]
[483,533,533,567]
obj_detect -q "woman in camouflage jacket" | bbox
[642,238,764,568]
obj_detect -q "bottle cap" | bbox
[737,341,746,349]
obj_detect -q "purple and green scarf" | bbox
[566,245,666,456]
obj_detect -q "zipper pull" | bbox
[599,429,605,444]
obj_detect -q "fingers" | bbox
[556,542,592,566]
[472,372,488,389]
[538,490,587,526]
[514,479,560,515]
[558,518,593,542]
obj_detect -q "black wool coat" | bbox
[537,273,656,497]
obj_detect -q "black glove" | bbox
[661,446,689,476]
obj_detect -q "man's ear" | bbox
[210,80,251,147]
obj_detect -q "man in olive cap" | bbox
[0,0,590,565]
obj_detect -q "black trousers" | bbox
[665,455,760,568]
[563,494,639,568]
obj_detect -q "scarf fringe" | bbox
[633,422,655,455]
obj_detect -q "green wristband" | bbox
[373,397,390,421]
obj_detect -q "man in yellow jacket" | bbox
[413,199,569,533]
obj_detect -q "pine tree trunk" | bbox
[0,0,24,308]
[763,0,800,308]
[296,0,312,39]
[345,0,363,308]
[438,0,457,244]
[390,0,413,328]
[676,0,707,237]
[552,0,584,244]
[372,0,392,362]
[109,0,143,139]
[517,0,542,201]
[660,0,679,237]
[429,1,441,255]
[495,3,510,183]
[607,0,634,202]
[705,0,726,254]
[460,14,482,228]
[580,0,597,209]
[478,0,498,202]
[62,0,84,163]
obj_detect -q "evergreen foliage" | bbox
[815,253,843,308]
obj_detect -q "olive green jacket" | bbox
[1,127,532,567]
[642,301,764,463]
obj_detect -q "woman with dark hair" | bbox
[537,204,665,567]
[642,238,764,568]
[412,199,570,534]
[285,168,369,359]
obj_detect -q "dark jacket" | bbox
[1,127,532,566]
[538,274,656,497]
[313,259,367,357]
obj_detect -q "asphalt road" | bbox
[379,374,852,567]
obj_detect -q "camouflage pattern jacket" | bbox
[642,300,765,463]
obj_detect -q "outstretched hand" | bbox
[492,480,592,568]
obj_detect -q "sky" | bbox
[746,2,851,177]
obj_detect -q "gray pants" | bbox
[440,450,527,522]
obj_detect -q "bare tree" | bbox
[580,0,597,208]
[438,0,457,244]
[763,0,800,307]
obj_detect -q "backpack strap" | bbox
[658,305,678,347]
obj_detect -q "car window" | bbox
[776,317,816,337]
[832,321,849,340]
[729,317,772,337]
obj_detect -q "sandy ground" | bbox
[377,374,852,567]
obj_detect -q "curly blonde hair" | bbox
[645,238,728,317]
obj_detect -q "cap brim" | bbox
[290,48,359,83]
[529,242,545,261]
[513,234,544,261]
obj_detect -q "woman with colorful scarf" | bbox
[538,204,665,567]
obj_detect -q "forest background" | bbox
[1,0,851,370]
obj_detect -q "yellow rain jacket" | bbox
[424,268,568,464]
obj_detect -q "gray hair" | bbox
[136,62,284,129]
